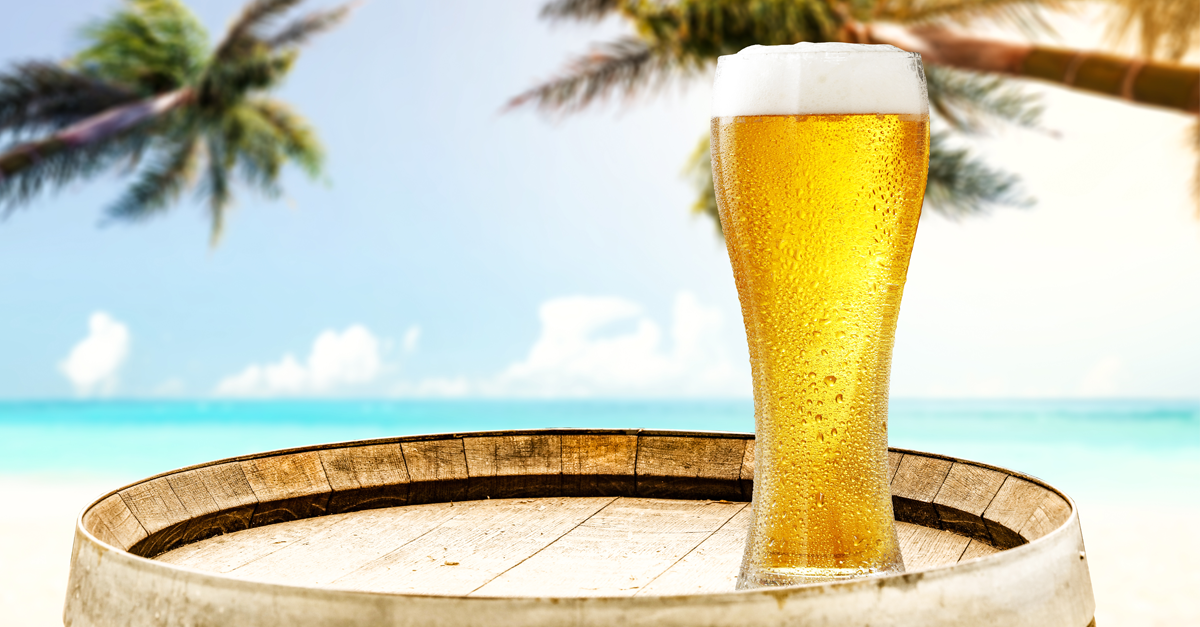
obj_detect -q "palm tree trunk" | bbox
[0,88,193,182]
[858,24,1199,115]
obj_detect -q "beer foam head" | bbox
[712,43,927,117]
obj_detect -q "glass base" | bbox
[737,564,903,589]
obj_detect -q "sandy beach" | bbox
[2,474,1196,626]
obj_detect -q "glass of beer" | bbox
[710,43,929,588]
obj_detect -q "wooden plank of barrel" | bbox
[64,429,1095,627]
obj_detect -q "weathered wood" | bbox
[319,443,411,514]
[463,434,561,500]
[635,504,752,596]
[959,539,1000,562]
[887,450,904,483]
[473,498,746,597]
[561,433,638,496]
[226,503,459,586]
[738,441,755,499]
[166,462,258,545]
[241,452,332,526]
[982,476,1070,549]
[401,438,470,505]
[81,493,147,552]
[151,495,1063,598]
[155,514,344,574]
[69,430,1095,627]
[120,477,191,557]
[891,454,953,529]
[1017,490,1072,543]
[895,521,971,571]
[933,462,1007,543]
[334,497,616,595]
[635,435,746,500]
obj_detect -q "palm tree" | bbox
[509,0,1200,230]
[0,0,350,244]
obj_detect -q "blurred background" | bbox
[0,0,1196,625]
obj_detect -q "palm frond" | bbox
[540,0,625,22]
[0,62,139,138]
[106,137,200,220]
[201,135,233,244]
[684,130,1028,236]
[683,133,721,236]
[267,2,355,49]
[507,38,675,114]
[644,0,841,57]
[925,65,1042,134]
[224,103,286,196]
[0,129,151,213]
[245,97,322,175]
[1104,0,1199,61]
[198,48,297,110]
[215,0,303,61]
[75,0,209,94]
[875,0,1068,37]
[925,130,1029,217]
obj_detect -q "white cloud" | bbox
[476,292,748,397]
[403,325,421,353]
[1077,357,1121,397]
[60,312,130,396]
[215,325,384,397]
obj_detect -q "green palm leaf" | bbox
[0,0,351,244]
[106,137,200,220]
[518,0,1044,223]
[0,62,140,137]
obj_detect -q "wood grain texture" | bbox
[635,436,746,500]
[319,443,411,514]
[933,463,1007,543]
[561,434,637,497]
[1016,490,1072,543]
[75,432,1094,627]
[463,434,562,500]
[895,521,970,571]
[241,452,332,527]
[635,504,752,596]
[738,441,755,500]
[891,454,953,529]
[166,462,258,544]
[887,451,904,483]
[152,496,1027,596]
[982,476,1068,549]
[120,477,191,557]
[227,503,459,586]
[401,438,469,505]
[104,434,1079,598]
[333,497,616,595]
[156,514,344,574]
[473,498,746,597]
[83,493,147,551]
[959,539,1000,562]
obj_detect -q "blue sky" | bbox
[1,0,1197,399]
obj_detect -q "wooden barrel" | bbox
[64,429,1095,626]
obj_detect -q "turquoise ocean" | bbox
[1,399,1196,508]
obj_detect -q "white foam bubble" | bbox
[711,43,927,117]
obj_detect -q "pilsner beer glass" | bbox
[710,43,929,588]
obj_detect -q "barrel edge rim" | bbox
[70,429,1082,603]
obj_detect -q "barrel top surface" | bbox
[153,496,989,597]
[67,429,1095,627]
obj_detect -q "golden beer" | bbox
[711,44,929,587]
